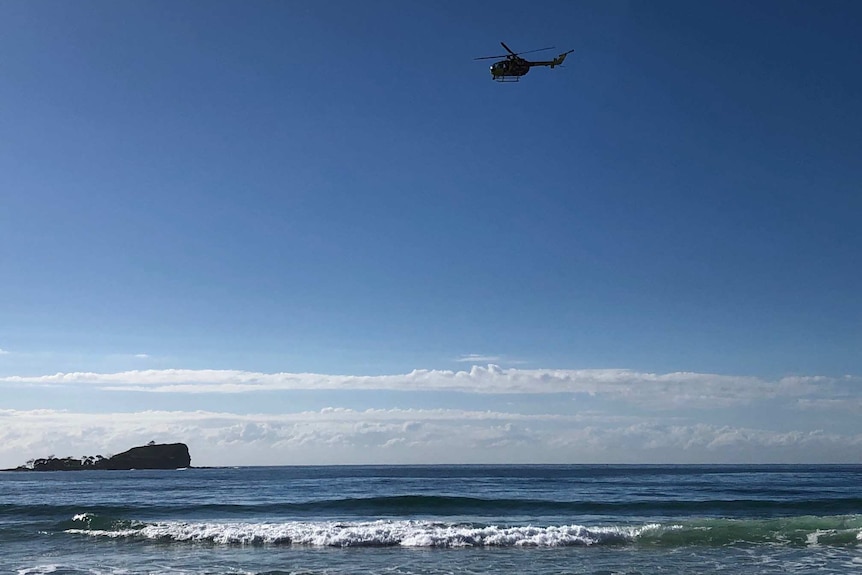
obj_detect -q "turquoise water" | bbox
[2,465,861,574]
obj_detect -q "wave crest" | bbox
[64,515,862,548]
[67,519,658,547]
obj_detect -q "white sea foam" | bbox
[66,519,667,547]
[17,566,60,575]
[65,516,862,548]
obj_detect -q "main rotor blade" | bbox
[517,46,556,56]
[475,44,557,60]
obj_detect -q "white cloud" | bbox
[2,367,857,468]
[0,348,9,355]
[134,354,151,359]
[0,366,849,408]
[797,398,862,413]
[456,354,501,363]
[1,407,859,469]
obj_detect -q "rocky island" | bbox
[8,442,191,471]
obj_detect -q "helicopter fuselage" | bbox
[490,57,531,81]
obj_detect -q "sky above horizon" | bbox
[1,0,860,468]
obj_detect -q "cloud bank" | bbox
[2,407,860,469]
[0,365,846,408]
[2,366,858,468]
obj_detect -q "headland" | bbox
[6,442,191,471]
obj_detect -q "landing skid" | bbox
[493,76,521,83]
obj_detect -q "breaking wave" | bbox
[64,515,862,548]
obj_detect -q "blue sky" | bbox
[1,1,860,467]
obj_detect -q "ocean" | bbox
[1,464,861,574]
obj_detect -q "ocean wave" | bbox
[66,519,659,546]
[277,494,862,517]
[64,515,862,548]
[60,512,145,532]
[10,494,861,521]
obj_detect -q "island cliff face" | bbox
[97,443,191,470]
[14,442,191,471]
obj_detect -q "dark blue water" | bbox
[2,465,861,574]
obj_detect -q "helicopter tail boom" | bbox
[526,50,574,69]
[550,49,574,68]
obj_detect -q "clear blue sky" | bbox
[1,1,860,466]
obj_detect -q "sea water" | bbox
[2,465,861,574]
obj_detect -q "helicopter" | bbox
[475,42,574,82]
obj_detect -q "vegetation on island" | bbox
[10,442,191,471]
[21,454,109,471]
